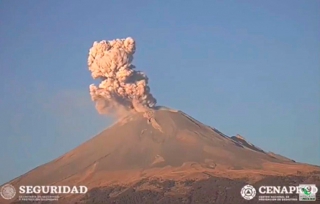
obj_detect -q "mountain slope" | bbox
[3,108,320,203]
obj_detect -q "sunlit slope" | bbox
[8,109,297,187]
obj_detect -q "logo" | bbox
[241,185,256,200]
[299,184,318,201]
[0,184,16,200]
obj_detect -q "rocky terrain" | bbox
[3,108,320,204]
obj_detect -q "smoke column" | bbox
[87,37,157,117]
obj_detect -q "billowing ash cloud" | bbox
[87,37,157,116]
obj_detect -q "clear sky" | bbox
[0,0,319,185]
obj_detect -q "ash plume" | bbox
[87,37,157,117]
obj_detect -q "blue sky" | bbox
[0,0,319,184]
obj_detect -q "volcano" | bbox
[2,107,320,204]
